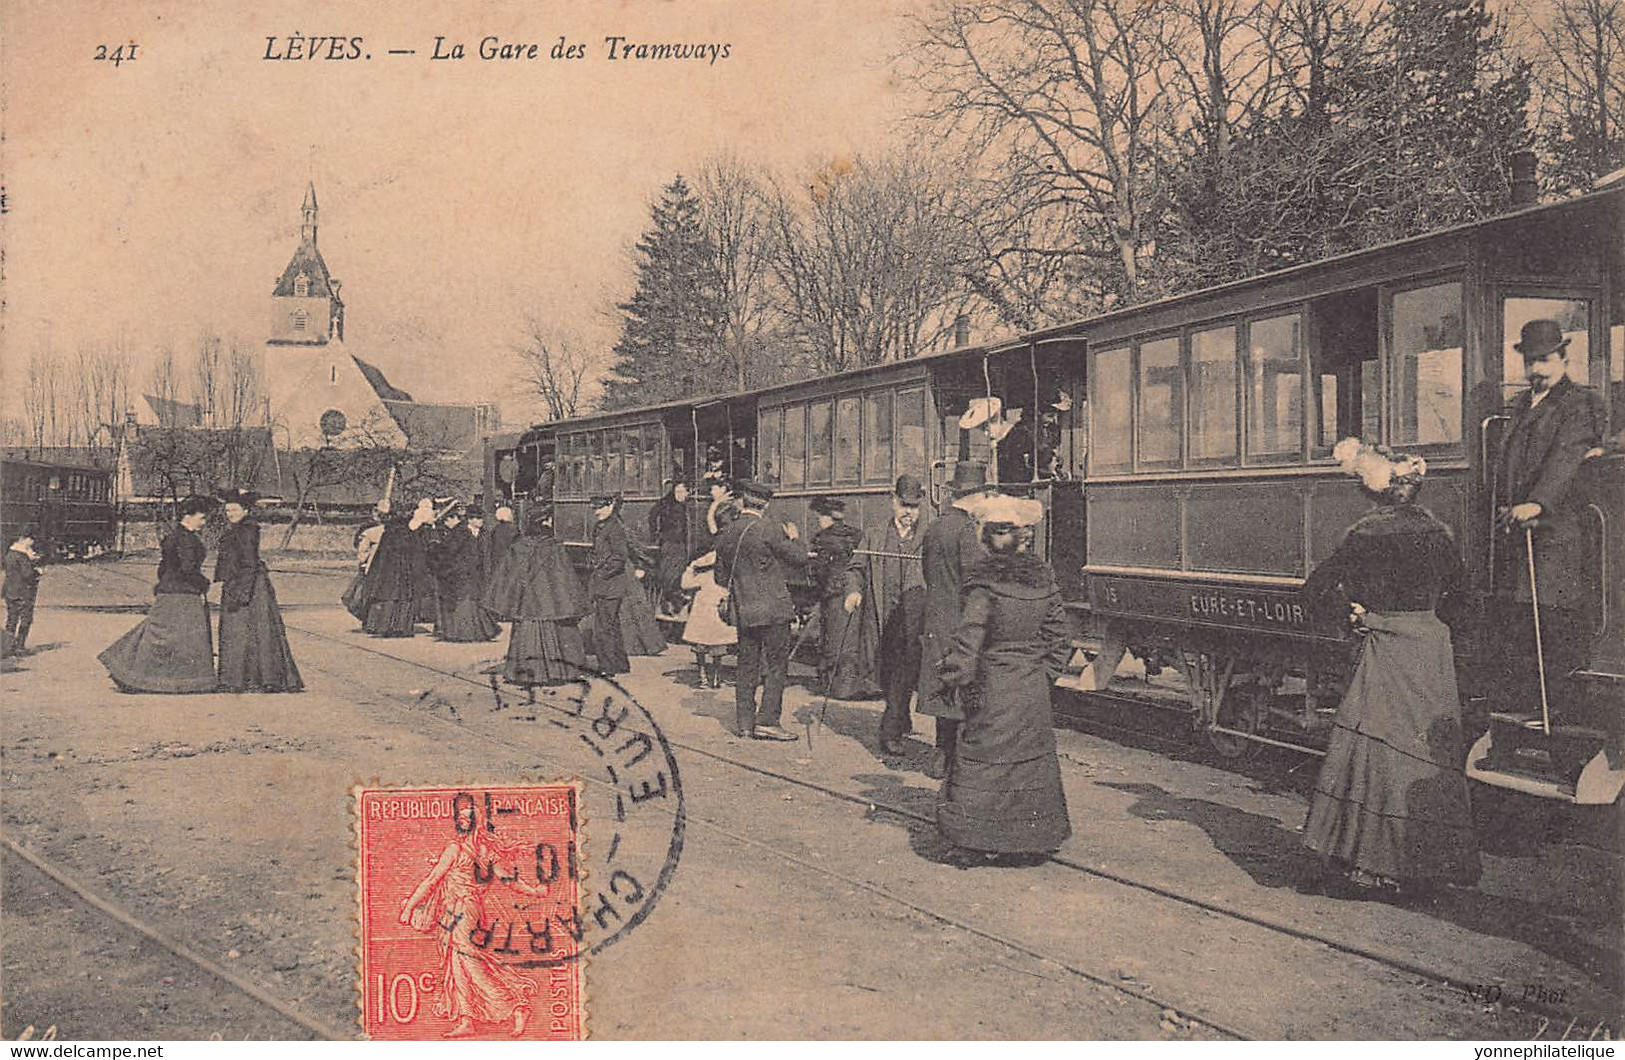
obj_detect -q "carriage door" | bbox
[1486,293,1598,590]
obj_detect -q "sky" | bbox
[1,0,919,428]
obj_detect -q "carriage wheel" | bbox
[1206,681,1268,761]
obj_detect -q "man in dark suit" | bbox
[714,479,810,741]
[918,462,992,777]
[588,494,633,675]
[3,527,41,655]
[848,474,928,756]
[1492,318,1606,716]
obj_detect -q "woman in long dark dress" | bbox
[482,508,588,695]
[215,490,303,692]
[359,501,438,637]
[808,497,876,699]
[934,494,1073,867]
[1300,440,1481,900]
[648,482,691,618]
[99,495,219,693]
[429,507,500,642]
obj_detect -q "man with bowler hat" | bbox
[588,493,633,675]
[847,474,928,756]
[714,479,811,741]
[918,461,993,778]
[1491,318,1605,717]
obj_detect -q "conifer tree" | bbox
[601,176,727,410]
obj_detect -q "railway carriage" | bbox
[487,184,1625,803]
[0,457,118,561]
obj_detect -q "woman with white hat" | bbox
[934,492,1073,866]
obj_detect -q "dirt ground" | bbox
[1,556,1619,1040]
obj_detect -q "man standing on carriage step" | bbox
[848,474,928,758]
[919,462,993,778]
[1491,318,1606,720]
[588,494,633,675]
[713,479,810,742]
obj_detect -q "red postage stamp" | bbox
[355,783,586,1041]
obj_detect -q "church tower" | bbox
[268,182,344,346]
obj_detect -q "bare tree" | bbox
[1518,0,1625,189]
[696,156,777,391]
[904,0,1177,306]
[22,345,58,448]
[70,340,133,448]
[511,317,594,421]
[766,152,978,372]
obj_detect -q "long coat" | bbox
[845,520,924,671]
[713,512,809,628]
[1495,377,1606,612]
[359,516,437,635]
[482,520,520,582]
[588,516,633,601]
[98,528,216,693]
[214,519,303,692]
[430,523,500,642]
[810,521,876,698]
[648,496,690,599]
[935,551,1073,854]
[483,530,589,687]
[918,504,984,720]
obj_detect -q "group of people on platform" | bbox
[98,490,304,695]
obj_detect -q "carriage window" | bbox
[1091,346,1131,474]
[624,429,641,493]
[807,400,832,484]
[1190,326,1238,462]
[758,407,782,485]
[607,431,625,493]
[896,387,927,481]
[1247,314,1303,459]
[834,396,861,485]
[863,391,892,484]
[1137,336,1182,466]
[588,433,604,494]
[1503,297,1590,399]
[782,404,806,487]
[1311,289,1380,454]
[642,427,660,494]
[1393,282,1463,446]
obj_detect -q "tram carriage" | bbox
[487,183,1625,804]
[0,456,118,561]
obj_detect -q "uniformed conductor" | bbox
[713,479,811,741]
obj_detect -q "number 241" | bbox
[94,43,139,66]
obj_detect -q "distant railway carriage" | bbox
[487,184,1625,804]
[0,457,118,560]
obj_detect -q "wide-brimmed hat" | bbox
[589,493,619,508]
[894,474,925,505]
[220,488,257,508]
[947,462,989,496]
[810,496,846,516]
[736,480,775,504]
[958,397,1002,430]
[968,493,1042,529]
[1514,319,1571,359]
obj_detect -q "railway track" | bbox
[1,837,345,1041]
[40,565,1621,1037]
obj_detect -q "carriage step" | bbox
[1486,712,1611,742]
[1466,732,1625,805]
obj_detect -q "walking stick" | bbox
[1525,525,1552,737]
[807,602,859,754]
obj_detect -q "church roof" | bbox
[143,394,204,427]
[272,241,340,300]
[351,355,414,402]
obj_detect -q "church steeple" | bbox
[300,181,319,245]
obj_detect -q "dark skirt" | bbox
[819,595,878,700]
[436,594,500,642]
[503,618,587,686]
[99,593,216,693]
[655,548,687,605]
[938,752,1072,854]
[218,568,304,693]
[364,600,419,637]
[341,573,368,621]
[619,582,667,656]
[1302,611,1481,886]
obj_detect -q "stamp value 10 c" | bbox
[355,783,586,1041]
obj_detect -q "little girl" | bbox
[680,550,736,688]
